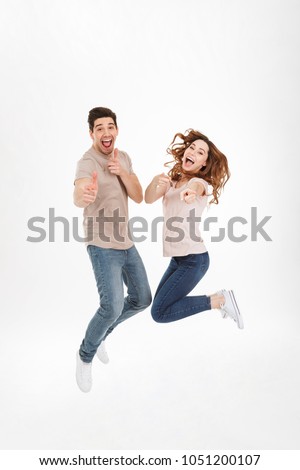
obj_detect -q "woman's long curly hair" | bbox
[166,129,230,205]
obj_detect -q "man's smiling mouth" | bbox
[101,138,113,148]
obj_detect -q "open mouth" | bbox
[101,138,113,149]
[184,156,195,167]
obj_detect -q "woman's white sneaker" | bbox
[96,341,109,364]
[219,289,244,329]
[76,352,92,392]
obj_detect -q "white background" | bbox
[0,0,300,450]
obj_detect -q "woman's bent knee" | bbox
[151,304,164,323]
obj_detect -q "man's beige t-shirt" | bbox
[75,146,134,249]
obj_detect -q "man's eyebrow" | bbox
[95,123,115,128]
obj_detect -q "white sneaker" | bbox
[96,341,109,364]
[76,352,92,392]
[219,289,244,329]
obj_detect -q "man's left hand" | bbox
[107,148,125,176]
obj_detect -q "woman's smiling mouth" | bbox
[184,156,195,167]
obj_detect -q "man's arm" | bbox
[119,173,143,203]
[73,172,98,208]
[107,149,143,203]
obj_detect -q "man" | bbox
[74,107,151,392]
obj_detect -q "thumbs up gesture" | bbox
[82,171,98,204]
[107,148,125,176]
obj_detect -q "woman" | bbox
[145,129,243,328]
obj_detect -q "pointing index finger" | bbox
[113,148,119,160]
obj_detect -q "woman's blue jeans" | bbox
[151,252,211,323]
[79,245,152,363]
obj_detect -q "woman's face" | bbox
[182,139,209,173]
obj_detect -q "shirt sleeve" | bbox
[122,151,135,175]
[188,177,208,195]
[74,156,97,181]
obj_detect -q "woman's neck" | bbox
[174,174,191,188]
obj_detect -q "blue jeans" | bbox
[151,252,211,323]
[79,245,152,363]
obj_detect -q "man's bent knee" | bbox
[97,301,123,322]
[137,289,152,310]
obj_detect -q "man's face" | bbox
[90,117,118,155]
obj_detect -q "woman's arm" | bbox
[144,173,170,204]
[180,180,205,204]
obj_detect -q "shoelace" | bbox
[220,303,237,322]
[221,304,237,322]
[220,303,228,318]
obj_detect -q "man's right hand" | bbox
[82,171,98,205]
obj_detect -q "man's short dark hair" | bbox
[88,107,118,131]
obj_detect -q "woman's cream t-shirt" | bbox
[162,177,208,257]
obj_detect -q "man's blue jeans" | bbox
[79,245,152,363]
[151,252,211,323]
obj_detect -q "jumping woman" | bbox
[145,129,244,329]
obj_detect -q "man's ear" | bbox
[89,129,94,140]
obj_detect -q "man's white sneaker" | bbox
[219,289,244,329]
[76,352,92,392]
[96,341,109,364]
